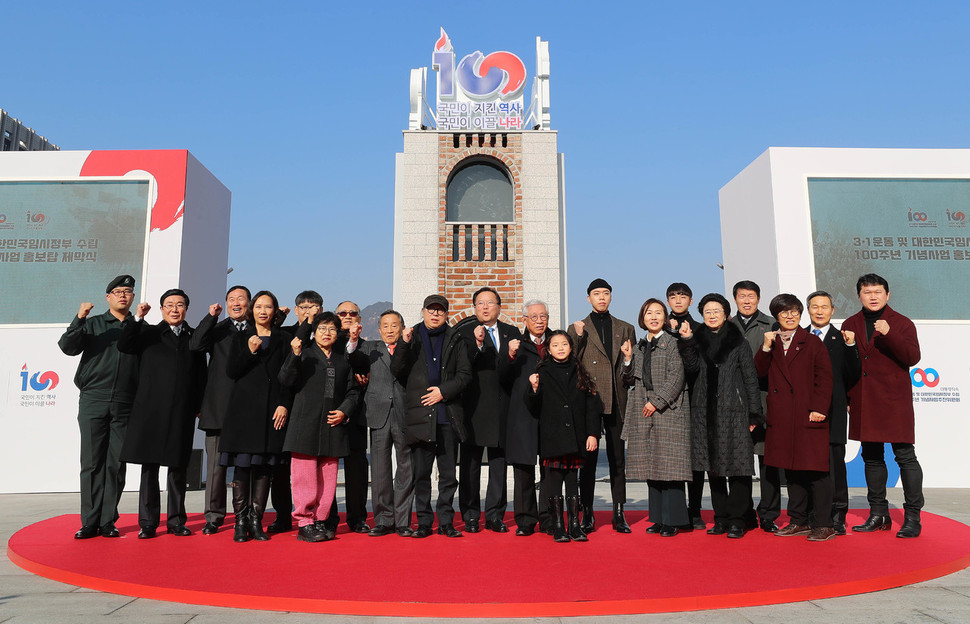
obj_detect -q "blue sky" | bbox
[6,2,970,326]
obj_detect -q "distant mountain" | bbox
[360,301,393,340]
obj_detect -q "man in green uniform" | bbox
[58,275,140,538]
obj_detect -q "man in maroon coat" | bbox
[841,274,924,538]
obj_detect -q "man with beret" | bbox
[568,278,636,533]
[58,275,140,538]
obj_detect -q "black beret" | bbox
[587,278,612,294]
[159,288,190,308]
[423,294,449,312]
[106,275,135,293]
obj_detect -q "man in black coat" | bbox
[458,287,521,533]
[57,275,139,539]
[390,294,472,538]
[189,285,250,534]
[806,290,861,535]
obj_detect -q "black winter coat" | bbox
[525,360,602,458]
[189,313,240,432]
[505,330,552,465]
[458,320,521,448]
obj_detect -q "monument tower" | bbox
[394,29,567,327]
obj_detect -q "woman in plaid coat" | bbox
[621,299,691,536]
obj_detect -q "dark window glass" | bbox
[446,162,513,222]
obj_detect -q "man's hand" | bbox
[78,302,95,319]
[355,373,369,386]
[620,339,633,362]
[291,336,302,356]
[572,320,585,336]
[841,329,856,345]
[209,303,223,317]
[508,338,521,359]
[874,319,890,336]
[349,322,362,343]
[809,411,826,423]
[327,410,346,426]
[473,324,486,347]
[136,302,151,318]
[421,386,444,406]
[402,327,413,343]
[679,322,692,339]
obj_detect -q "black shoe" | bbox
[726,526,745,539]
[691,516,707,530]
[297,525,326,543]
[313,521,336,540]
[515,526,535,536]
[580,505,595,533]
[852,514,892,532]
[612,503,632,533]
[266,519,292,534]
[233,519,251,542]
[369,525,395,537]
[550,497,569,543]
[744,514,759,530]
[645,523,662,534]
[412,526,433,538]
[707,523,727,535]
[202,522,219,535]
[350,522,371,534]
[396,527,414,537]
[660,525,679,538]
[485,519,509,533]
[896,518,921,538]
[833,522,847,536]
[74,526,99,539]
[99,524,120,538]
[167,525,192,537]
[437,524,463,538]
[137,528,157,539]
[464,519,480,533]
[760,519,779,533]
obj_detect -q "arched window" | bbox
[446,160,514,222]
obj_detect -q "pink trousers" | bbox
[290,453,338,528]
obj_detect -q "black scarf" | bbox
[638,336,657,392]
[419,323,448,423]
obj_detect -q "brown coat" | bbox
[568,313,636,417]
[840,305,921,444]
[754,327,833,472]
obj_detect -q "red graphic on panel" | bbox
[80,150,188,232]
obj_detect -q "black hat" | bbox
[159,288,190,308]
[106,275,135,293]
[423,294,449,311]
[587,278,612,295]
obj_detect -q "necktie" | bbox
[387,343,395,355]
[235,321,246,332]
[488,326,499,350]
[172,325,182,336]
[813,328,822,338]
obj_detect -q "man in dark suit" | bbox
[189,285,250,535]
[806,290,861,535]
[390,294,471,538]
[358,310,414,537]
[458,287,521,533]
[567,278,636,533]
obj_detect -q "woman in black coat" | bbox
[279,312,360,543]
[679,293,763,539]
[526,330,601,543]
[119,289,207,539]
[219,291,292,542]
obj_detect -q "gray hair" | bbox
[522,299,548,316]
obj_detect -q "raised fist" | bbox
[873,319,890,336]
[679,322,692,339]
[763,331,777,349]
[507,338,521,359]
[402,327,413,343]
[473,324,486,346]
[841,329,856,345]
[620,339,633,360]
[136,302,151,318]
[529,373,539,391]
[248,334,262,354]
[349,322,362,342]
[572,320,585,336]
[291,336,303,356]
[78,302,95,319]
[209,303,223,317]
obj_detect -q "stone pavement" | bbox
[2,479,969,624]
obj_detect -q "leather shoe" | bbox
[485,519,509,533]
[137,528,157,539]
[707,522,727,535]
[314,521,336,540]
[660,525,679,537]
[807,527,838,541]
[852,514,892,532]
[645,523,662,534]
[833,522,846,536]
[167,525,192,536]
[396,527,414,537]
[202,523,219,535]
[775,523,812,537]
[464,519,480,533]
[515,526,535,536]
[74,526,99,539]
[726,526,745,539]
[760,519,779,533]
[368,525,395,537]
[691,516,706,530]
[350,522,371,534]
[612,503,632,533]
[412,526,433,538]
[297,525,327,542]
[266,519,292,534]
[437,524,463,538]
[100,525,120,538]
[580,505,595,533]
[896,518,921,538]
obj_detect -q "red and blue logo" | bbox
[20,364,59,392]
[433,29,526,102]
[910,367,939,388]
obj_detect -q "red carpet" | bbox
[8,509,970,617]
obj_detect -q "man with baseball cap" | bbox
[58,274,140,539]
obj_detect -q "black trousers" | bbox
[861,442,924,519]
[709,474,751,530]
[687,470,705,519]
[580,412,626,507]
[512,463,539,531]
[139,464,186,530]
[325,439,369,529]
[203,432,227,526]
[754,454,781,523]
[412,423,459,528]
[829,443,848,521]
[270,462,292,525]
[77,398,129,530]
[786,468,833,527]
[459,444,507,523]
[647,480,689,527]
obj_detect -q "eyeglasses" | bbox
[162,303,187,310]
[526,314,549,321]
[424,308,446,316]
[703,309,725,317]
[475,300,498,308]
[779,309,801,318]
[109,289,133,297]
[297,304,320,311]
[316,326,338,334]
[337,310,359,318]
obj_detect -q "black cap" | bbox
[159,288,190,308]
[587,278,612,295]
[106,275,135,293]
[423,294,449,311]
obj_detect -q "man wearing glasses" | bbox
[58,275,140,539]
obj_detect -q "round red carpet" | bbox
[8,509,970,617]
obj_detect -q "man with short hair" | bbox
[58,275,140,539]
[729,280,781,533]
[568,278,636,533]
[391,294,471,538]
[841,274,924,538]
[458,287,522,533]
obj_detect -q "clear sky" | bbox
[6,1,970,326]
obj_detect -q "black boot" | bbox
[897,514,921,539]
[580,504,595,533]
[250,471,271,541]
[566,496,588,542]
[852,513,892,532]
[231,479,251,543]
[549,496,569,543]
[612,503,632,533]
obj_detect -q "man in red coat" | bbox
[841,274,924,538]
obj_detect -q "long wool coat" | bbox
[621,331,691,482]
[459,320,521,448]
[680,323,763,477]
[840,305,921,444]
[505,330,553,466]
[753,327,833,472]
[567,313,636,417]
[118,320,207,467]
